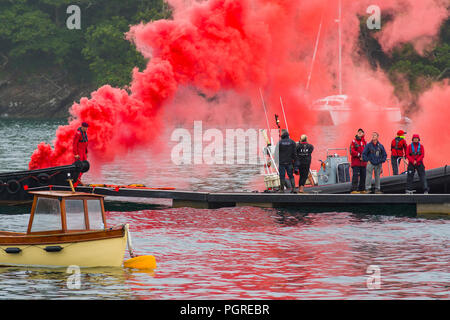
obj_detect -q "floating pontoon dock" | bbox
[27,185,450,216]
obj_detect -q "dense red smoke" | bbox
[409,81,450,169]
[29,0,449,172]
[375,0,448,54]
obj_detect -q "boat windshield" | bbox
[31,197,62,232]
[87,199,104,229]
[65,199,86,230]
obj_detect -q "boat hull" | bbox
[0,227,127,268]
[329,109,402,126]
[0,163,86,205]
[311,95,404,126]
[307,165,450,194]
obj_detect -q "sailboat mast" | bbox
[338,0,342,95]
[306,12,323,91]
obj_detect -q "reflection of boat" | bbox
[0,191,128,267]
[311,95,404,126]
[0,161,89,205]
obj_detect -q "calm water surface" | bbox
[0,119,448,299]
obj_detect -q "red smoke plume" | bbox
[29,0,449,172]
[409,81,450,169]
[375,0,448,54]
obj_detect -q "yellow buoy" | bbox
[123,224,157,269]
[124,255,157,269]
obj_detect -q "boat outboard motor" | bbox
[317,149,351,186]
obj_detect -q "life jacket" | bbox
[410,143,421,156]
[393,137,404,150]
[78,127,88,143]
[352,138,362,149]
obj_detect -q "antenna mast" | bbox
[338,0,342,95]
[279,96,289,133]
[259,88,271,133]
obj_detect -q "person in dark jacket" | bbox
[275,129,297,193]
[294,134,314,193]
[362,132,387,194]
[349,128,367,193]
[391,130,407,175]
[406,134,429,194]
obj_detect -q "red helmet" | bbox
[397,130,406,136]
[412,134,420,141]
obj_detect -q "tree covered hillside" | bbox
[0,0,448,116]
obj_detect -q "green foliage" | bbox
[432,44,450,77]
[82,16,147,87]
[439,18,450,44]
[0,0,169,86]
[0,0,446,97]
[387,18,450,94]
[0,2,67,60]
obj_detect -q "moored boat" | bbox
[0,161,90,205]
[307,165,450,194]
[0,190,133,268]
[262,143,450,194]
[311,95,405,126]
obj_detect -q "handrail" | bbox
[385,157,408,176]
[327,148,348,159]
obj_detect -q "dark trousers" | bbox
[406,163,429,193]
[391,156,402,175]
[298,164,310,186]
[351,166,366,191]
[279,163,294,181]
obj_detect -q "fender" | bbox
[6,180,21,194]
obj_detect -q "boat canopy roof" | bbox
[28,191,104,198]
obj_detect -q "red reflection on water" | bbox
[107,207,379,299]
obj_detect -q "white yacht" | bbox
[307,0,405,126]
[311,94,404,125]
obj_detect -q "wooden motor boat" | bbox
[0,190,129,268]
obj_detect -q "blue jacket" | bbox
[362,141,387,165]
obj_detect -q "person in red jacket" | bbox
[73,122,89,186]
[73,122,89,162]
[406,134,429,194]
[391,130,408,175]
[349,128,367,193]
